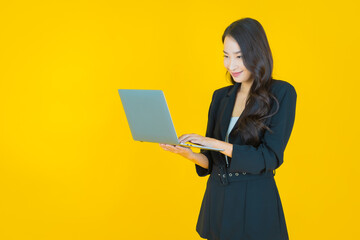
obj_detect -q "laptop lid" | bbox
[117,89,224,151]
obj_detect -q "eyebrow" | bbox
[223,50,242,54]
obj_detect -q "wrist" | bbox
[186,151,198,161]
[210,138,221,148]
[211,139,233,157]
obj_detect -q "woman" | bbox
[160,17,296,240]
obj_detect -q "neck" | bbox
[238,79,254,95]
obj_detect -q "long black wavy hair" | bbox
[222,18,279,147]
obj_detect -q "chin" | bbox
[233,79,244,83]
[234,77,252,83]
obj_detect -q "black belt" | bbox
[210,167,276,185]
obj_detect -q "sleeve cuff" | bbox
[230,144,266,174]
[195,150,213,177]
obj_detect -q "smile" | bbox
[231,71,243,77]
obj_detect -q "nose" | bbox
[228,59,237,72]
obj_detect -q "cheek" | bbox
[223,59,228,68]
[244,70,252,78]
[238,59,245,68]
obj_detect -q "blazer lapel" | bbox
[218,82,241,141]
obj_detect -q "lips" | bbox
[232,71,243,77]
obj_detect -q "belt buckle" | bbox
[218,167,229,185]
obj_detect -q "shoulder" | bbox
[210,79,297,100]
[270,79,297,100]
[212,84,233,98]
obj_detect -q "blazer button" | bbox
[242,172,247,175]
[229,173,232,177]
[222,174,226,178]
[235,172,239,176]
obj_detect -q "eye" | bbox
[223,55,228,58]
[237,56,242,58]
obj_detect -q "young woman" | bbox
[160,17,296,240]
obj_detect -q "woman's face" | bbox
[223,35,253,84]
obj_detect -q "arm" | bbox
[211,84,297,174]
[189,152,209,169]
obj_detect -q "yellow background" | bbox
[1,0,359,239]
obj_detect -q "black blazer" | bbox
[196,79,297,176]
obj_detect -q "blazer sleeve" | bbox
[195,90,217,177]
[229,84,297,174]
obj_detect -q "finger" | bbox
[175,145,190,150]
[162,144,175,149]
[179,133,198,142]
[173,145,191,154]
[179,134,196,143]
[181,135,199,144]
[170,144,187,151]
[178,134,190,143]
[161,145,170,151]
[159,143,169,149]
[166,145,179,152]
[160,146,171,151]
[187,137,204,146]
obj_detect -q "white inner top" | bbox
[225,116,239,142]
[225,116,239,165]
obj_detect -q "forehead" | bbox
[223,36,241,52]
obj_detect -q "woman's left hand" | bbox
[178,133,217,148]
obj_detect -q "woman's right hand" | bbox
[159,143,195,160]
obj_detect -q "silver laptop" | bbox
[118,89,224,151]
